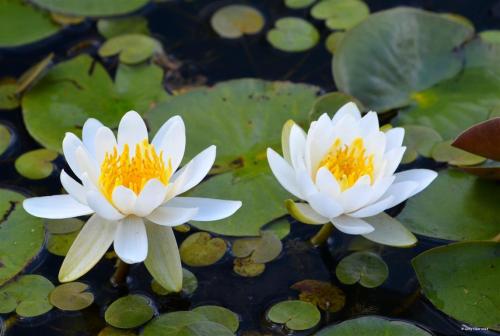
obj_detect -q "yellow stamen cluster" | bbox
[99,139,172,201]
[319,137,374,191]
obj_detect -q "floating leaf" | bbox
[311,0,369,30]
[104,294,155,329]
[431,140,485,166]
[98,34,161,65]
[0,78,19,109]
[46,218,84,234]
[452,117,500,161]
[16,53,54,95]
[179,232,227,267]
[0,0,61,48]
[333,7,474,112]
[233,257,265,277]
[31,0,149,17]
[15,148,58,180]
[97,16,150,39]
[267,17,320,52]
[151,268,198,296]
[316,316,432,335]
[480,30,500,44]
[401,125,443,163]
[49,282,94,311]
[23,54,169,151]
[0,124,12,156]
[458,160,500,180]
[335,251,389,288]
[232,231,282,263]
[47,230,79,256]
[413,241,500,329]
[361,212,417,248]
[325,32,345,54]
[192,305,239,333]
[210,5,264,39]
[285,0,315,9]
[291,280,346,312]
[397,169,500,241]
[143,311,234,336]
[308,91,364,122]
[50,13,84,25]
[99,327,137,336]
[0,274,54,317]
[146,79,319,236]
[0,189,45,286]
[262,218,290,240]
[267,300,321,331]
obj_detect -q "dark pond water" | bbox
[1,1,500,335]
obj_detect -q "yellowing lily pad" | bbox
[210,5,264,39]
[31,0,149,17]
[325,32,345,54]
[267,17,320,52]
[335,251,389,288]
[47,230,79,256]
[291,280,346,312]
[0,124,13,156]
[151,268,198,296]
[0,78,19,109]
[233,257,265,277]
[179,232,227,267]
[15,148,58,180]
[0,274,54,317]
[98,34,162,65]
[431,140,485,166]
[104,294,155,329]
[232,231,282,263]
[49,282,94,311]
[267,300,321,331]
[192,305,239,333]
[311,0,369,30]
[97,16,150,39]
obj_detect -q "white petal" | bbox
[152,116,185,172]
[315,167,340,198]
[82,118,103,159]
[338,176,373,212]
[380,181,419,209]
[285,200,329,225]
[281,120,296,164]
[385,127,405,153]
[94,126,117,165]
[366,175,395,204]
[296,169,317,199]
[331,102,362,124]
[332,215,374,234]
[23,195,93,219]
[117,110,148,155]
[62,132,84,179]
[308,192,344,219]
[114,216,148,264]
[147,206,198,226]
[358,111,379,137]
[60,170,87,204]
[393,169,437,198]
[112,186,137,215]
[134,179,168,217]
[75,146,99,184]
[166,197,242,221]
[306,114,336,174]
[267,148,302,198]
[289,124,307,171]
[59,214,117,282]
[86,190,124,221]
[170,146,215,196]
[383,146,406,176]
[349,195,395,218]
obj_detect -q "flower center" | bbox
[99,139,172,200]
[319,137,374,191]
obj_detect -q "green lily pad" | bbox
[146,79,319,236]
[0,78,19,109]
[151,268,198,296]
[49,282,94,311]
[15,149,58,180]
[23,54,169,151]
[267,300,321,331]
[0,0,61,48]
[97,16,150,39]
[0,124,12,156]
[335,251,389,288]
[31,0,149,17]
[98,34,161,65]
[192,306,239,333]
[291,280,346,312]
[104,294,155,329]
[46,218,84,234]
[333,7,474,112]
[316,316,432,335]
[210,5,264,39]
[397,169,500,241]
[232,230,282,263]
[267,17,320,52]
[308,91,364,122]
[401,125,443,163]
[47,230,79,256]
[179,232,227,267]
[0,189,45,286]
[262,218,290,240]
[0,274,54,317]
[142,311,234,336]
[413,241,500,329]
[325,32,345,54]
[311,0,369,30]
[431,140,485,166]
[99,327,137,336]
[480,30,500,44]
[16,53,54,95]
[285,0,315,9]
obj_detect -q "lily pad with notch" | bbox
[210,5,264,39]
[311,0,370,30]
[104,294,155,329]
[179,232,227,267]
[335,251,389,288]
[192,305,239,333]
[233,257,265,277]
[232,230,282,263]
[98,34,162,65]
[267,17,320,52]
[267,300,321,331]
[15,148,58,180]
[97,16,150,39]
[49,282,94,311]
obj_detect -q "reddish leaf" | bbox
[291,280,345,312]
[452,118,500,161]
[458,160,500,180]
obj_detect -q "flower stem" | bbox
[110,259,129,287]
[310,223,334,246]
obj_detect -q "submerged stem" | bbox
[110,259,129,287]
[310,223,334,246]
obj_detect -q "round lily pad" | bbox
[0,0,61,48]
[210,5,264,39]
[0,189,45,286]
[285,0,315,9]
[267,17,320,52]
[179,232,227,267]
[267,300,321,331]
[192,305,239,333]
[291,280,346,312]
[413,241,500,329]
[397,169,500,241]
[97,16,150,39]
[151,268,198,296]
[46,218,84,234]
[0,274,54,317]
[0,78,19,109]
[142,311,234,336]
[104,294,155,329]
[431,140,485,166]
[232,231,282,263]
[30,0,149,17]
[233,257,265,277]
[49,282,94,311]
[316,316,432,335]
[401,125,443,163]
[47,230,79,256]
[311,0,369,30]
[0,124,13,156]
[325,32,345,54]
[98,34,161,65]
[336,251,389,288]
[23,54,169,151]
[15,148,58,180]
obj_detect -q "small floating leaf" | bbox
[46,218,84,234]
[0,124,12,156]
[15,148,58,180]
[311,0,369,30]
[97,16,150,39]
[285,0,316,9]
[291,280,346,312]
[180,232,227,267]
[401,125,443,163]
[335,251,389,288]
[49,282,94,311]
[431,140,485,166]
[47,230,79,256]
[0,274,54,317]
[143,311,234,336]
[151,268,198,296]
[192,305,239,333]
[232,230,282,263]
[104,294,154,329]
[325,32,345,54]
[233,257,265,277]
[267,17,319,52]
[267,300,321,331]
[211,5,264,39]
[0,78,19,109]
[316,316,432,335]
[31,0,149,17]
[98,34,161,65]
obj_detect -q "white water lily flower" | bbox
[24,111,242,290]
[267,102,437,235]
